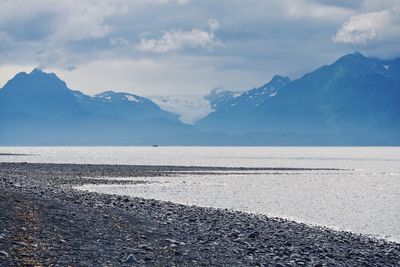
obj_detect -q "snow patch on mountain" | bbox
[149,95,213,124]
[125,95,139,102]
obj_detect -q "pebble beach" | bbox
[1,162,399,266]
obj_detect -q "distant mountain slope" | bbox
[197,75,291,132]
[1,52,399,146]
[0,69,178,121]
[0,69,82,117]
[197,52,400,144]
[204,89,239,110]
[0,69,193,145]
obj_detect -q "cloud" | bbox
[1,0,400,97]
[160,0,189,5]
[45,55,266,96]
[208,19,220,31]
[136,20,222,53]
[333,7,399,44]
[0,1,122,43]
[285,1,354,21]
[0,0,130,69]
[110,37,130,46]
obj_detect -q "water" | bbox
[1,146,400,242]
[1,146,399,170]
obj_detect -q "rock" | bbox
[248,231,259,239]
[126,254,139,264]
[12,241,29,247]
[144,256,154,262]
[139,244,154,251]
[0,250,9,258]
[165,238,185,246]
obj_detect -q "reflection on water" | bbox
[1,147,400,170]
[77,168,400,243]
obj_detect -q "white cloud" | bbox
[2,0,400,98]
[0,1,124,43]
[110,37,130,46]
[35,55,266,97]
[333,5,400,44]
[136,20,222,53]
[284,1,355,21]
[208,19,220,31]
[334,10,390,44]
[160,0,189,5]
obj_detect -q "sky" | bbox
[0,0,399,96]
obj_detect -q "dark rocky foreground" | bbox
[0,163,399,266]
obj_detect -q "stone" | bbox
[0,250,9,258]
[248,231,259,239]
[126,254,139,264]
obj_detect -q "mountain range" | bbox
[0,52,399,145]
[198,52,400,145]
[0,69,194,145]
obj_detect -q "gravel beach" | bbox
[1,162,399,266]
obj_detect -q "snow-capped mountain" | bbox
[196,75,290,131]
[215,75,290,110]
[0,69,192,145]
[0,69,177,122]
[197,52,400,145]
[204,89,240,110]
[1,52,399,145]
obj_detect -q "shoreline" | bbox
[1,162,399,266]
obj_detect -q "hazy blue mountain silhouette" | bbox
[199,75,290,131]
[197,52,400,145]
[0,68,178,121]
[1,52,399,145]
[0,69,195,145]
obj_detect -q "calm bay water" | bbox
[1,147,400,242]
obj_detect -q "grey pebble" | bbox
[0,250,9,258]
[126,254,139,264]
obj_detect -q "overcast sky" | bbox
[0,0,399,96]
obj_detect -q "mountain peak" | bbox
[30,68,44,75]
[0,67,69,97]
[338,51,366,62]
[28,68,59,79]
[257,75,290,91]
[332,51,370,69]
[348,51,365,59]
[270,75,290,84]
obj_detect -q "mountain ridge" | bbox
[1,52,399,145]
[196,52,400,144]
[0,69,191,145]
[0,69,178,122]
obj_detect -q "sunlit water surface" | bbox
[1,147,399,242]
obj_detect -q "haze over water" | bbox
[1,147,400,242]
